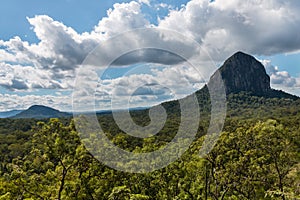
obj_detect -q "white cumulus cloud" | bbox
[261,59,300,92]
[159,0,300,60]
[0,93,71,112]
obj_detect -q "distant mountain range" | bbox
[0,110,23,118]
[1,51,299,119]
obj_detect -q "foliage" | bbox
[0,92,300,199]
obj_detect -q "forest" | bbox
[0,92,300,199]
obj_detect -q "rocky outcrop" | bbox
[210,51,271,95]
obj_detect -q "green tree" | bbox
[3,119,93,199]
[206,120,299,200]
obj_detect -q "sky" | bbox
[1,0,300,112]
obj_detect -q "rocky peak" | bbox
[210,51,271,95]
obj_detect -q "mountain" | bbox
[209,51,298,99]
[160,51,299,119]
[12,105,71,119]
[0,110,23,118]
[210,51,271,95]
[3,51,299,119]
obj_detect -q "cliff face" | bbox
[210,51,271,95]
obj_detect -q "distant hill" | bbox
[0,110,23,118]
[12,105,71,119]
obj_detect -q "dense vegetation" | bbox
[0,92,300,199]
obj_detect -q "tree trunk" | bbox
[58,162,67,200]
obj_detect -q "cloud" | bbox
[261,59,300,89]
[138,0,151,6]
[159,0,300,60]
[73,63,205,111]
[0,1,151,70]
[93,1,150,37]
[111,49,186,66]
[0,1,200,90]
[0,1,153,92]
[0,63,73,91]
[0,93,71,112]
[1,0,300,87]
[0,16,98,93]
[0,17,96,69]
[155,3,173,11]
[157,3,169,8]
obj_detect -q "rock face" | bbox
[211,51,271,95]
